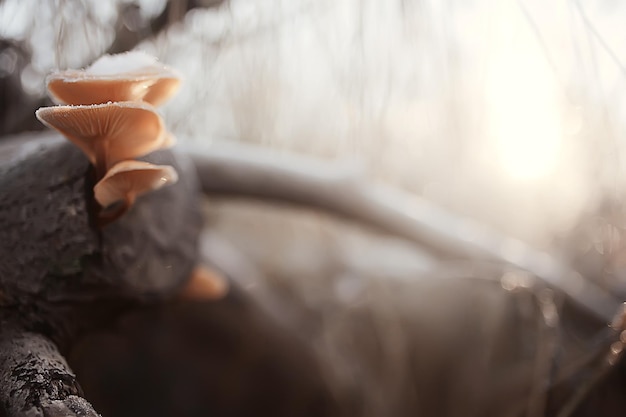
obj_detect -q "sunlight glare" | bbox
[486,20,563,181]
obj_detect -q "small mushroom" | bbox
[94,160,178,225]
[46,51,181,106]
[36,102,167,178]
[178,265,229,301]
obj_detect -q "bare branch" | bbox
[188,140,622,322]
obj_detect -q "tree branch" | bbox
[0,136,203,303]
[0,325,98,417]
[188,140,622,323]
[0,134,204,415]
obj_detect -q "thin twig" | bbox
[573,0,626,76]
[526,289,560,417]
[556,359,614,417]
[515,0,571,101]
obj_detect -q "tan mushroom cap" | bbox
[178,265,230,301]
[36,102,166,167]
[93,160,178,208]
[46,51,182,106]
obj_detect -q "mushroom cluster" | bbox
[36,51,181,226]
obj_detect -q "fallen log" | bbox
[0,136,203,416]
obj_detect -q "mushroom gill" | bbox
[94,160,178,226]
[46,51,181,106]
[36,102,167,178]
[37,52,182,227]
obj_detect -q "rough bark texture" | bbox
[0,136,203,416]
[0,140,97,302]
[0,137,203,303]
[0,326,97,417]
[88,147,203,298]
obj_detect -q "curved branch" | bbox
[188,141,622,323]
[0,325,98,417]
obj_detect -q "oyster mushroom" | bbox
[46,51,181,106]
[94,160,178,225]
[178,266,229,301]
[36,102,167,178]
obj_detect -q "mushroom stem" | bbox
[94,140,109,179]
[98,192,136,228]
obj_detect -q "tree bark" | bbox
[0,325,98,417]
[0,137,203,304]
[0,136,203,416]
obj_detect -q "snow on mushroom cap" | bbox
[87,51,164,75]
[35,102,167,167]
[94,160,178,208]
[46,51,182,106]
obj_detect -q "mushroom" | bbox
[36,102,167,178]
[94,160,178,225]
[178,265,230,301]
[46,51,181,106]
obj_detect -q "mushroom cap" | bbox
[178,265,229,300]
[94,160,178,208]
[162,132,177,149]
[46,51,182,106]
[36,102,167,166]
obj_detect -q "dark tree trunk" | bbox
[0,139,98,303]
[0,135,203,416]
[0,136,203,304]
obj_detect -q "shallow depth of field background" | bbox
[2,0,626,302]
[2,0,625,239]
[5,2,626,415]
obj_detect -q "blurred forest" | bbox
[4,1,626,416]
[3,0,626,296]
[2,0,626,234]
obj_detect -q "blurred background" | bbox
[3,0,626,247]
[3,1,626,415]
[4,0,626,296]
